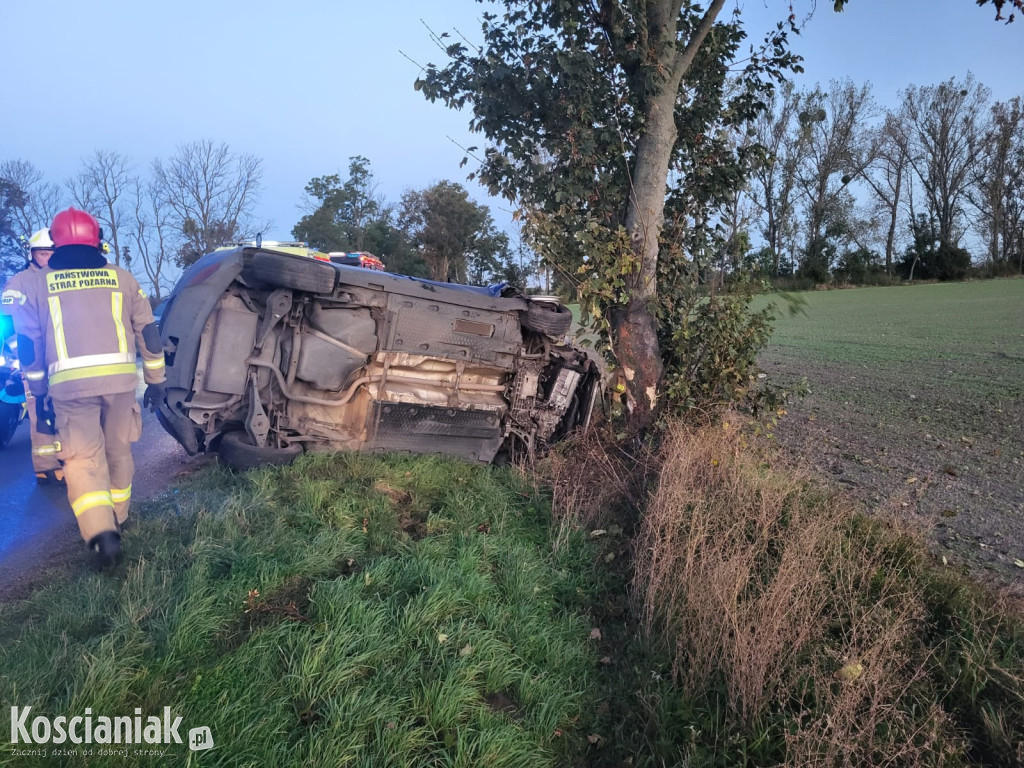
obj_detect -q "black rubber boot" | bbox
[88,531,123,572]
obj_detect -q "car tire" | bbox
[218,430,303,471]
[522,301,572,337]
[242,252,337,294]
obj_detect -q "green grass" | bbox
[752,275,1023,503]
[756,279,1024,401]
[0,453,607,767]
[751,279,1024,588]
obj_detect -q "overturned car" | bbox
[156,246,601,470]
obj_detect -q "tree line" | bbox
[0,141,263,300]
[291,155,535,288]
[0,147,532,301]
[742,74,1023,285]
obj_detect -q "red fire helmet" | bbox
[50,207,101,248]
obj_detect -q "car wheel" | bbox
[218,430,303,471]
[522,300,572,337]
[242,252,337,294]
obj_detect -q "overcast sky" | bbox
[2,0,1021,242]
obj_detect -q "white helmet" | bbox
[27,228,54,261]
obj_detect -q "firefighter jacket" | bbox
[17,252,166,401]
[1,262,44,341]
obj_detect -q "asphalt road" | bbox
[0,385,195,599]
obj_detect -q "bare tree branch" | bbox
[69,150,132,266]
[152,140,264,266]
[0,159,65,235]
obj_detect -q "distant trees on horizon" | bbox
[3,72,1021,299]
[0,142,264,300]
[744,74,1023,286]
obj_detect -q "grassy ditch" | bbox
[0,453,610,767]
[623,421,1024,766]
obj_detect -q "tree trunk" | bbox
[990,201,1003,265]
[611,0,725,431]
[615,81,677,428]
[884,164,902,275]
[761,192,779,275]
[884,212,896,275]
[426,253,449,282]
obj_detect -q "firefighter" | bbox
[0,228,64,484]
[18,208,166,570]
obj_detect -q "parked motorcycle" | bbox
[0,341,27,449]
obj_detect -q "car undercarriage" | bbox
[157,247,601,469]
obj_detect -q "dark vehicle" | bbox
[0,341,27,449]
[156,246,600,470]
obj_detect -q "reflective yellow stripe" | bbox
[143,357,165,370]
[24,371,45,381]
[110,485,132,503]
[32,444,60,456]
[72,490,113,517]
[48,351,136,376]
[48,296,69,361]
[111,292,128,353]
[49,362,138,387]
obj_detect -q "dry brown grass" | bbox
[782,548,963,767]
[537,428,657,550]
[635,419,843,723]
[634,417,969,765]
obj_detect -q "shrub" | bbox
[973,259,1023,279]
[934,241,973,281]
[659,286,776,415]
[859,268,898,286]
[900,215,974,281]
[538,428,658,550]
[833,246,884,285]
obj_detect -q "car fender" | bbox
[160,249,246,392]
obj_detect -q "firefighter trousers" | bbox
[53,392,143,543]
[25,390,62,474]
